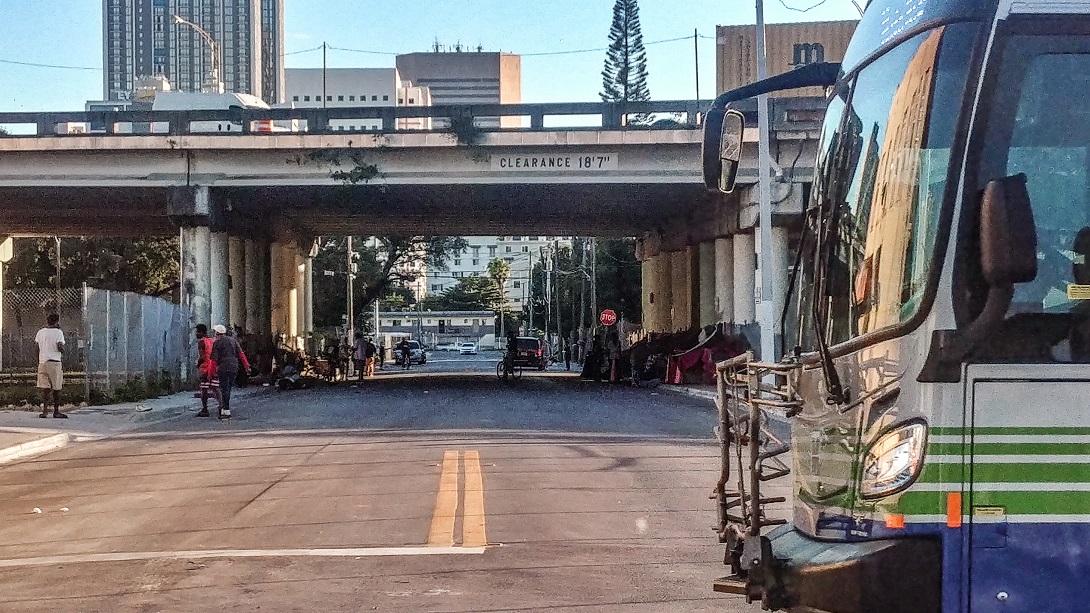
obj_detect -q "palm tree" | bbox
[487,258,511,345]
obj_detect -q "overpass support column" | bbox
[767,226,790,356]
[733,232,756,327]
[641,256,656,333]
[244,239,258,333]
[303,256,314,336]
[715,237,734,324]
[698,241,717,328]
[180,226,212,330]
[293,252,306,342]
[269,241,294,344]
[228,237,245,331]
[209,232,229,328]
[656,253,673,332]
[670,248,694,332]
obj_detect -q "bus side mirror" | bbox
[980,173,1037,286]
[702,109,745,193]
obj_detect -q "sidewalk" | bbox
[659,384,717,405]
[0,385,271,464]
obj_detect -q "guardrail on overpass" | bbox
[0,97,827,138]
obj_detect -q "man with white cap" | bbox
[209,324,246,419]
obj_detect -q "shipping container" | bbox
[716,20,857,98]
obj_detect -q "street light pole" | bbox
[754,0,777,362]
[172,14,223,94]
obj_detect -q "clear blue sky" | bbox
[0,0,859,112]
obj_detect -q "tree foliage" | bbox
[601,0,651,123]
[5,237,180,297]
[311,235,467,328]
[419,276,502,312]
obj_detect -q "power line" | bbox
[521,35,698,57]
[777,0,831,12]
[0,58,99,71]
[285,45,326,56]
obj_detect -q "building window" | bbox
[327,95,333,101]
[303,95,310,101]
[349,95,355,101]
[505,246,512,253]
[393,320,401,327]
[505,257,513,263]
[513,236,522,241]
[489,246,497,256]
[522,246,529,252]
[373,95,379,101]
[292,95,299,101]
[382,95,388,101]
[529,236,539,240]
[427,320,432,325]
[408,97,415,104]
[513,281,521,289]
[472,259,479,266]
[473,319,480,326]
[454,259,461,266]
[338,95,344,101]
[398,98,404,104]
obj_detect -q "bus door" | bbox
[966,365,1090,612]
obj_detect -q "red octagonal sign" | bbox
[600,309,617,326]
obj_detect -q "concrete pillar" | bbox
[303,257,314,335]
[294,252,305,342]
[209,231,229,328]
[244,239,258,333]
[671,249,693,332]
[180,225,212,330]
[641,256,656,333]
[733,233,756,325]
[228,236,245,330]
[656,253,674,332]
[698,241,717,327]
[715,237,734,324]
[770,226,791,341]
[269,241,293,340]
[257,239,272,338]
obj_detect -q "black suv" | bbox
[512,337,547,370]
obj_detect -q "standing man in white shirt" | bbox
[34,313,68,419]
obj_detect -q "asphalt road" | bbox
[0,356,764,612]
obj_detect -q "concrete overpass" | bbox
[0,99,824,352]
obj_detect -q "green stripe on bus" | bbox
[929,443,1090,455]
[968,463,1090,483]
[931,427,1090,436]
[895,490,1090,515]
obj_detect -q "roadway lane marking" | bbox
[462,450,487,547]
[427,449,460,547]
[0,547,487,568]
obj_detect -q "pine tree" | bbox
[601,0,651,124]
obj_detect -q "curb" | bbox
[0,432,70,465]
[659,385,718,405]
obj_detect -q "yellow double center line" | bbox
[427,450,488,548]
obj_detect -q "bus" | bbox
[703,0,1090,611]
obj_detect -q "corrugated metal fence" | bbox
[1,286,191,396]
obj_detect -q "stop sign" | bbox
[600,309,617,326]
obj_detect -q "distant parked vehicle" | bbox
[435,342,458,352]
[513,337,547,370]
[459,342,478,355]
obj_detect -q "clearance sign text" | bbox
[491,153,618,171]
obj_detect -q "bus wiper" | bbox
[809,185,848,406]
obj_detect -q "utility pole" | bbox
[755,0,776,362]
[578,238,587,360]
[694,28,701,101]
[554,240,562,355]
[589,237,598,330]
[54,237,61,310]
[528,250,534,332]
[322,42,328,109]
[346,236,354,350]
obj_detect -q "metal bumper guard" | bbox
[714,525,941,613]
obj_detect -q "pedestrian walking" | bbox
[365,337,378,377]
[352,332,367,382]
[340,337,352,380]
[194,324,219,418]
[398,338,412,370]
[210,324,247,419]
[34,313,68,419]
[377,344,385,370]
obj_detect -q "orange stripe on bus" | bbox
[947,492,962,528]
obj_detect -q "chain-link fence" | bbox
[1,286,191,397]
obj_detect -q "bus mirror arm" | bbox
[918,175,1037,383]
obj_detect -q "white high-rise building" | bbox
[433,236,572,311]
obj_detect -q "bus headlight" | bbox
[860,423,927,498]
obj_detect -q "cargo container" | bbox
[716,20,857,98]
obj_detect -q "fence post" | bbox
[82,284,90,403]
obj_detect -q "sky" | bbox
[0,0,859,112]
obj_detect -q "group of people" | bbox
[352,333,381,380]
[319,334,384,381]
[195,323,251,419]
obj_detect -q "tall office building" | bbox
[395,50,521,127]
[102,0,284,103]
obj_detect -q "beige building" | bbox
[395,51,521,127]
[717,20,857,97]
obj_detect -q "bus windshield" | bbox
[965,29,1090,362]
[797,23,979,350]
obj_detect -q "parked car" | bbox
[512,337,547,370]
[435,342,458,352]
[459,342,478,355]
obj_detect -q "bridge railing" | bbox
[0,98,826,138]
